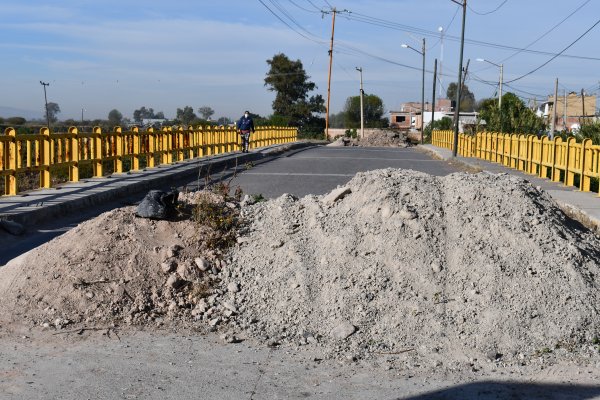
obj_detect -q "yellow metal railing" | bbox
[432,130,600,195]
[1,125,297,196]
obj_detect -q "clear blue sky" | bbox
[1,0,599,121]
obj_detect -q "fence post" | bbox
[4,128,17,195]
[39,127,51,188]
[147,127,156,168]
[92,126,103,177]
[565,137,576,187]
[68,127,79,182]
[114,127,123,173]
[132,126,140,171]
[580,138,592,192]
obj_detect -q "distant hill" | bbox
[0,106,41,120]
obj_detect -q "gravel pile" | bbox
[2,168,600,373]
[213,169,600,370]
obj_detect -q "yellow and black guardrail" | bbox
[0,125,297,196]
[432,130,600,194]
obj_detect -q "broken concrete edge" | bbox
[0,141,323,228]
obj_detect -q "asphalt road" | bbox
[184,145,459,199]
[1,145,459,266]
[2,145,600,399]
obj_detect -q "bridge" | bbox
[1,139,600,266]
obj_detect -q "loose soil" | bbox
[1,169,600,375]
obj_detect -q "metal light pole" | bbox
[81,107,86,124]
[401,38,426,144]
[476,58,503,109]
[40,81,51,130]
[451,0,466,157]
[356,67,364,139]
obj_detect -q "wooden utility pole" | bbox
[551,78,558,134]
[431,59,438,139]
[451,0,466,157]
[325,8,337,141]
[581,88,586,125]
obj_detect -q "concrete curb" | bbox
[0,141,322,227]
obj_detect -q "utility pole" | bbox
[581,88,586,126]
[551,78,558,134]
[356,67,364,139]
[420,38,426,144]
[499,63,503,110]
[81,107,85,124]
[563,89,567,131]
[451,0,466,157]
[40,81,51,130]
[325,8,337,141]
[431,59,438,140]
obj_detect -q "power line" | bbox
[340,11,600,62]
[306,0,322,11]
[257,0,325,45]
[286,0,320,13]
[498,0,592,64]
[505,18,600,84]
[468,0,508,16]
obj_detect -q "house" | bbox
[389,99,453,130]
[536,92,597,132]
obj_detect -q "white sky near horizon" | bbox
[0,0,599,122]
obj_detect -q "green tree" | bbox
[343,94,388,128]
[133,106,164,123]
[264,53,325,134]
[423,116,453,143]
[578,122,600,145]
[6,116,26,125]
[46,102,60,123]
[216,116,232,126]
[198,106,215,120]
[447,82,476,112]
[176,106,197,125]
[478,92,544,134]
[108,109,123,126]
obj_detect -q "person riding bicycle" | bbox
[237,110,255,153]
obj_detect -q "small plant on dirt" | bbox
[534,347,552,356]
[251,193,267,203]
[192,191,241,251]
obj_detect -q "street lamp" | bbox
[401,38,426,144]
[476,58,503,109]
[40,81,50,130]
[355,67,364,139]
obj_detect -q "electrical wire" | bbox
[505,18,600,84]
[286,0,320,13]
[258,0,326,45]
[467,0,508,16]
[339,11,600,61]
[498,0,592,64]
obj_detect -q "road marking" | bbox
[241,172,356,177]
[289,156,441,162]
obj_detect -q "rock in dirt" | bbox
[330,321,357,340]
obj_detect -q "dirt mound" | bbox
[0,191,237,332]
[2,169,600,373]
[215,169,600,370]
[328,130,410,148]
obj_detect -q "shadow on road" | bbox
[399,381,600,400]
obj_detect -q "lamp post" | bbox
[356,67,364,139]
[450,0,466,157]
[40,81,50,130]
[476,58,503,109]
[81,107,86,124]
[401,38,426,144]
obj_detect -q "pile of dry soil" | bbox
[215,169,600,371]
[1,169,600,373]
[0,191,235,332]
